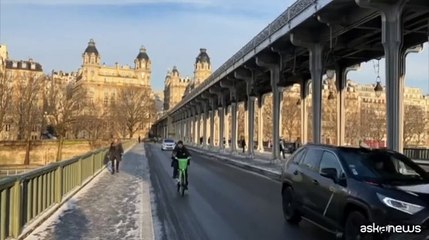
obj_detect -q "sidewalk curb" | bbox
[188,146,282,182]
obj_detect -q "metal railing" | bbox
[0,140,135,240]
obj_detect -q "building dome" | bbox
[136,46,149,61]
[195,48,210,64]
[172,66,179,75]
[84,39,99,55]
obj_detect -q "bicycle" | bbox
[175,157,190,196]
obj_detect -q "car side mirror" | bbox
[320,168,338,182]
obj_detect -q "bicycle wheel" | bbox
[177,171,181,193]
[180,174,185,197]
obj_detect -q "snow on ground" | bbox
[24,143,155,240]
[24,160,109,240]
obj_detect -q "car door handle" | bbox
[312,179,319,185]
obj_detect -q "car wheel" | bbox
[282,186,301,224]
[345,211,374,240]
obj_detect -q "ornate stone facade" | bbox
[163,48,212,111]
[76,39,152,109]
[0,44,45,140]
[75,39,153,138]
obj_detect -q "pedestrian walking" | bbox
[138,135,141,143]
[109,138,124,174]
[241,137,246,153]
[279,138,286,159]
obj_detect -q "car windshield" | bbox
[164,139,174,143]
[341,149,429,184]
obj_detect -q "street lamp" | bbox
[248,88,257,101]
[374,76,383,98]
[326,69,335,79]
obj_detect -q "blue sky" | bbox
[1,0,429,93]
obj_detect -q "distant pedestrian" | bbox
[241,137,246,153]
[294,137,301,152]
[138,136,141,143]
[279,138,286,159]
[109,138,124,174]
[200,137,203,145]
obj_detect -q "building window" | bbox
[104,96,109,105]
[31,63,36,70]
[5,124,11,131]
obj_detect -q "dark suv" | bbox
[281,144,429,240]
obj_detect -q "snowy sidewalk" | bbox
[25,143,154,240]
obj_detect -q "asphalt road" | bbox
[145,143,334,240]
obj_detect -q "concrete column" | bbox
[336,65,360,146]
[356,0,406,152]
[210,100,215,149]
[244,103,249,146]
[248,96,256,157]
[203,104,208,147]
[273,86,282,159]
[224,106,230,148]
[309,44,324,144]
[335,67,346,146]
[256,56,281,160]
[291,33,324,144]
[197,113,201,145]
[219,106,225,151]
[382,6,405,152]
[183,114,186,142]
[189,113,192,143]
[257,95,265,152]
[300,80,309,144]
[231,102,238,153]
[193,114,200,145]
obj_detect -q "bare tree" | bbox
[322,96,337,145]
[345,94,361,146]
[362,102,386,143]
[12,72,45,164]
[111,87,155,138]
[0,71,12,135]
[46,79,88,161]
[404,104,427,147]
[282,94,300,141]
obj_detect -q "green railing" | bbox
[0,140,135,240]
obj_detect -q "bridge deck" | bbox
[24,144,153,240]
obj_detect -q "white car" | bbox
[161,139,176,151]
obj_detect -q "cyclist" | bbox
[171,140,191,188]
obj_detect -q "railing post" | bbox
[11,180,22,238]
[91,153,95,176]
[55,166,63,203]
[78,157,82,185]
